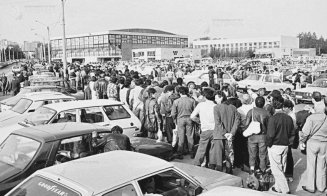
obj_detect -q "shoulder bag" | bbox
[243,108,261,137]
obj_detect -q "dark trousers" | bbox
[193,130,213,166]
[209,78,214,87]
[233,131,248,168]
[177,117,194,156]
[248,142,267,172]
[209,139,233,173]
[285,146,293,177]
[163,116,174,143]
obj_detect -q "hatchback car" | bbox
[0,92,75,129]
[0,123,172,194]
[183,70,236,87]
[0,85,82,112]
[5,151,243,196]
[0,99,141,143]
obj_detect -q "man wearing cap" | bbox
[300,91,327,193]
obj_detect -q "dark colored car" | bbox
[0,123,173,195]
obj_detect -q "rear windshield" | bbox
[8,176,80,196]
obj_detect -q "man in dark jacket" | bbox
[244,96,270,174]
[266,96,295,194]
[93,125,132,152]
[11,76,20,96]
[95,74,108,99]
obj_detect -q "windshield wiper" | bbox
[24,119,35,126]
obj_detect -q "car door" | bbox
[51,109,78,124]
[78,106,108,125]
[263,75,274,91]
[102,105,141,138]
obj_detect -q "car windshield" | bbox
[8,176,80,196]
[246,74,262,80]
[0,135,40,170]
[11,98,33,114]
[25,107,56,126]
[311,79,327,88]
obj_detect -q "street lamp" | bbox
[35,20,51,65]
[61,0,68,78]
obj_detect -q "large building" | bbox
[193,35,299,58]
[50,28,188,63]
[132,48,201,62]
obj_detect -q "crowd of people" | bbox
[2,59,327,194]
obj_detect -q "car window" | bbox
[273,77,281,83]
[223,74,231,79]
[52,109,77,124]
[103,184,137,196]
[246,74,262,80]
[80,107,104,123]
[8,176,81,196]
[55,134,93,164]
[265,75,272,82]
[137,170,202,196]
[104,105,131,120]
[0,135,40,170]
[11,98,33,114]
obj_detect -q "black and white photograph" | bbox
[0,0,327,195]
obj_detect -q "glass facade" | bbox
[51,33,188,59]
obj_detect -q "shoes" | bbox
[249,169,255,175]
[271,187,281,193]
[302,186,315,193]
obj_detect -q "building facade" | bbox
[192,35,299,58]
[131,48,201,62]
[50,28,188,63]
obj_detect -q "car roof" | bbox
[23,85,62,90]
[38,151,173,194]
[44,99,123,111]
[21,92,75,101]
[12,123,110,142]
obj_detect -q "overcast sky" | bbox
[0,0,326,44]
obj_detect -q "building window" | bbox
[264,42,267,45]
[139,52,144,56]
[147,51,155,56]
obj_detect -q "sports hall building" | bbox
[50,28,188,63]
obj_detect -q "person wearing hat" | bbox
[300,91,327,193]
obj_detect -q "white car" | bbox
[0,99,141,143]
[0,92,75,128]
[5,151,248,196]
[293,78,327,103]
[237,73,293,92]
[183,70,236,87]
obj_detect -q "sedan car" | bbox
[183,70,236,87]
[0,92,75,128]
[0,99,142,143]
[0,85,82,112]
[237,73,293,92]
[0,123,172,195]
[5,151,243,196]
[293,78,327,103]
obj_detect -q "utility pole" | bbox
[35,20,52,65]
[61,0,68,78]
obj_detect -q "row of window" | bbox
[132,51,156,57]
[51,34,188,50]
[195,41,280,49]
[51,48,122,58]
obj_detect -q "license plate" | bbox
[296,95,303,99]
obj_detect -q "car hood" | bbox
[0,162,22,183]
[0,110,19,123]
[172,162,242,189]
[200,186,276,196]
[294,87,326,94]
[0,96,22,106]
[0,124,25,144]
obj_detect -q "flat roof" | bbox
[44,99,123,112]
[39,151,173,193]
[51,28,187,40]
[13,122,110,142]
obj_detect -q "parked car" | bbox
[0,92,75,128]
[237,73,293,92]
[184,70,236,87]
[293,78,327,103]
[5,151,243,196]
[0,85,82,112]
[0,123,172,194]
[0,99,142,143]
